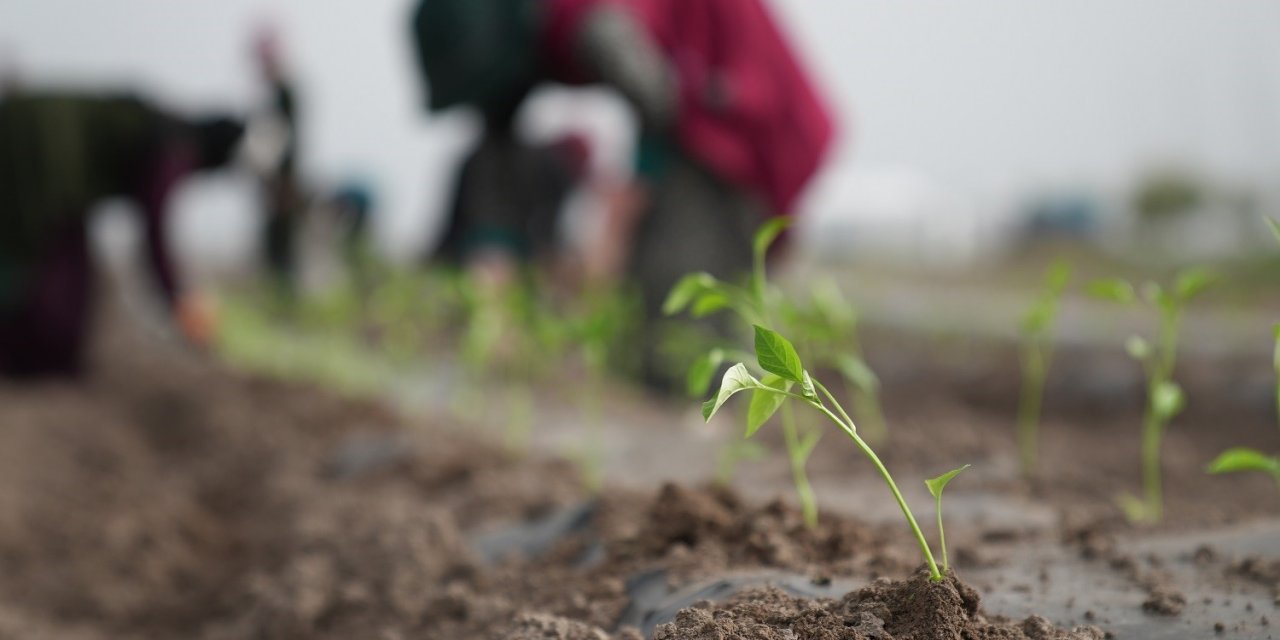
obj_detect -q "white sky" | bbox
[3,1,1279,260]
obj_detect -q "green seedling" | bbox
[704,324,966,582]
[456,278,567,456]
[926,464,970,574]
[566,288,638,493]
[667,218,825,528]
[1207,448,1280,494]
[785,280,889,444]
[1088,267,1214,522]
[1016,260,1072,478]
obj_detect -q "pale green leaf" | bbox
[800,370,818,401]
[1086,279,1135,304]
[1116,492,1154,523]
[1140,281,1164,306]
[1021,303,1051,336]
[812,280,856,328]
[836,354,880,393]
[1125,335,1152,362]
[1207,448,1280,476]
[753,325,805,382]
[746,374,793,437]
[690,291,732,318]
[1045,260,1072,293]
[1152,380,1185,421]
[702,363,764,421]
[1173,267,1215,301]
[686,348,726,397]
[664,272,717,316]
[925,464,970,499]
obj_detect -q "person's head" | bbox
[190,115,246,170]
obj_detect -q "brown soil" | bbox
[651,570,1103,640]
[1,313,1277,638]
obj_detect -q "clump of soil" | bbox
[608,483,912,581]
[652,569,1104,640]
[1231,557,1280,606]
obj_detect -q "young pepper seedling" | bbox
[1089,267,1214,523]
[704,324,967,582]
[1016,260,1071,478]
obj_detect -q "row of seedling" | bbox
[1016,217,1280,521]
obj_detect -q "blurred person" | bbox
[253,26,306,299]
[0,91,245,378]
[411,0,834,382]
[327,181,378,291]
[429,114,592,285]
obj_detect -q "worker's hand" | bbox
[176,291,219,350]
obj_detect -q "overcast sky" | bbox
[3,1,1279,259]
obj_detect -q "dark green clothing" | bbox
[409,0,541,113]
[0,93,169,306]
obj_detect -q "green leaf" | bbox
[1116,491,1154,523]
[1044,260,1072,293]
[800,370,819,401]
[1125,335,1152,362]
[1140,281,1164,306]
[1152,380,1185,421]
[753,325,805,382]
[664,272,717,316]
[702,363,764,421]
[1267,216,1280,246]
[1173,267,1215,301]
[925,464,971,499]
[746,374,792,437]
[690,291,732,318]
[1086,279,1136,304]
[836,354,880,393]
[753,217,791,264]
[687,348,726,397]
[1206,448,1280,476]
[812,280,856,328]
[1021,303,1051,335]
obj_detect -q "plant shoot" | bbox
[1016,260,1071,478]
[704,324,966,582]
[1088,268,1214,522]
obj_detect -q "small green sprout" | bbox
[1089,267,1214,523]
[667,218,827,528]
[925,464,970,575]
[1207,448,1280,493]
[1016,260,1071,478]
[704,324,965,582]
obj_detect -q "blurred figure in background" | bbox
[253,26,306,299]
[428,110,591,286]
[0,91,244,378]
[411,0,834,383]
[328,181,378,291]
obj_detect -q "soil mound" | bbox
[652,570,1105,640]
